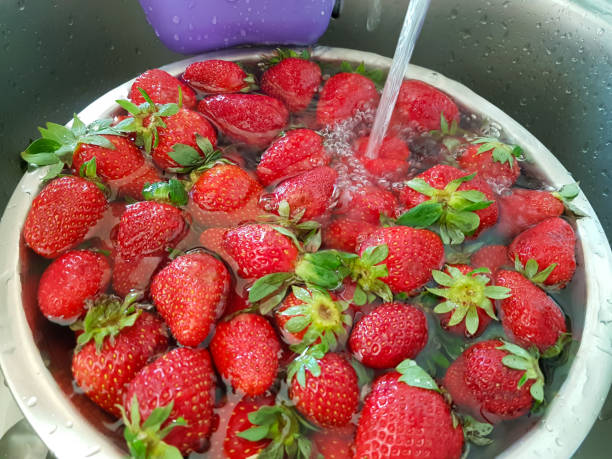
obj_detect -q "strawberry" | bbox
[322,217,377,252]
[122,347,216,455]
[457,139,523,191]
[71,294,168,417]
[337,185,398,225]
[357,226,445,295]
[353,135,411,180]
[389,79,459,133]
[198,94,289,148]
[183,59,255,94]
[260,166,338,221]
[223,394,276,459]
[150,251,231,347]
[355,360,464,458]
[495,270,568,354]
[111,200,188,297]
[508,217,576,287]
[311,424,355,459]
[256,129,330,187]
[398,164,498,244]
[349,302,428,369]
[129,68,197,109]
[24,175,107,258]
[442,339,545,424]
[210,313,281,396]
[37,250,111,324]
[316,72,379,126]
[471,244,510,274]
[288,351,359,428]
[261,50,322,112]
[427,265,508,338]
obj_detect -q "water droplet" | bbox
[597,27,605,36]
[84,445,101,457]
[212,16,217,25]
[17,0,25,11]
[26,396,37,407]
[240,29,246,37]
[66,420,73,428]
[172,15,180,24]
[48,425,57,434]
[173,33,180,41]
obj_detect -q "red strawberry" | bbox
[389,79,459,133]
[337,185,397,225]
[222,224,299,279]
[261,166,338,221]
[183,59,253,93]
[123,347,216,455]
[210,313,281,396]
[129,68,197,109]
[358,226,445,294]
[355,361,464,458]
[198,94,289,148]
[497,188,565,237]
[288,352,359,428]
[457,140,522,191]
[256,129,330,186]
[225,291,252,316]
[316,73,379,126]
[72,135,161,199]
[471,244,510,274]
[37,250,111,324]
[71,295,168,417]
[443,339,545,424]
[150,251,231,347]
[322,217,377,252]
[353,135,411,180]
[261,55,322,112]
[349,302,428,369]
[223,395,276,459]
[398,164,498,243]
[24,175,107,258]
[495,270,567,353]
[508,217,576,287]
[111,201,188,297]
[311,424,355,459]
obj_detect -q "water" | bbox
[365,0,431,159]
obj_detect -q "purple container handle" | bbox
[138,0,337,54]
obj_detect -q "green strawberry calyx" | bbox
[459,414,494,446]
[513,256,558,287]
[396,173,494,245]
[339,60,385,89]
[237,401,316,459]
[167,133,233,174]
[497,340,545,405]
[426,266,509,336]
[396,359,441,393]
[430,113,467,153]
[552,183,588,217]
[142,178,189,207]
[344,244,393,305]
[77,156,109,195]
[70,292,143,352]
[541,332,573,359]
[470,136,524,169]
[268,47,311,66]
[114,87,180,154]
[21,114,119,181]
[287,342,329,388]
[259,201,322,253]
[279,286,352,353]
[118,395,187,459]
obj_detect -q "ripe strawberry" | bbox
[443,339,545,424]
[357,226,444,294]
[316,72,379,126]
[389,79,459,133]
[337,185,398,225]
[198,94,289,148]
[123,347,216,455]
[457,140,522,191]
[508,217,576,287]
[311,424,355,459]
[355,360,464,458]
[129,68,197,109]
[223,395,276,459]
[322,217,377,252]
[495,270,567,353]
[261,52,322,112]
[111,201,188,297]
[288,351,359,428]
[256,129,330,186]
[71,295,168,417]
[398,164,498,243]
[73,134,161,199]
[37,250,111,324]
[183,59,254,93]
[497,188,565,237]
[24,175,107,258]
[222,224,299,279]
[353,135,411,180]
[261,166,338,221]
[150,251,231,347]
[471,244,510,274]
[349,302,428,369]
[210,313,281,396]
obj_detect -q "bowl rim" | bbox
[1,45,611,458]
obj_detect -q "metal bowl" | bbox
[1,46,611,458]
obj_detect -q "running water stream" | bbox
[365,0,432,159]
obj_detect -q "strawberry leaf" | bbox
[471,137,523,168]
[396,359,440,392]
[142,179,188,207]
[249,272,295,308]
[497,340,545,403]
[541,332,572,359]
[461,414,494,446]
[396,202,444,228]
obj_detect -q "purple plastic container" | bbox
[138,0,337,54]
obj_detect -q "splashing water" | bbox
[365,0,431,159]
